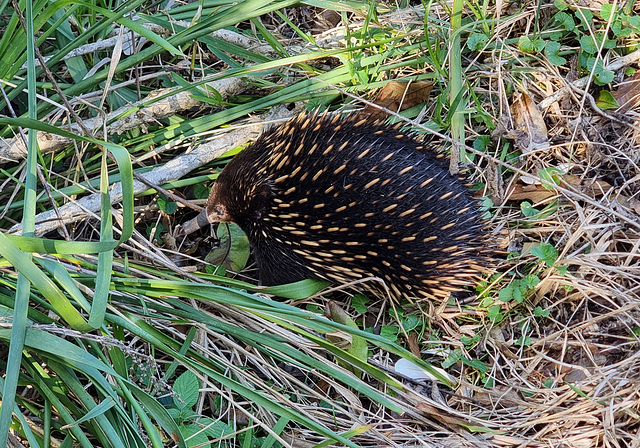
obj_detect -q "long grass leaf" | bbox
[0,0,39,442]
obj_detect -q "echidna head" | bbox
[205,169,273,228]
[204,182,232,223]
[178,146,272,237]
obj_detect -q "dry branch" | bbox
[0,77,247,164]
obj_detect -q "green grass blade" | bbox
[449,0,467,165]
[0,0,39,442]
[0,232,91,330]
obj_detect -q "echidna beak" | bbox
[177,209,211,236]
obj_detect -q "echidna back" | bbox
[215,113,492,299]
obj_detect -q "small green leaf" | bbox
[521,201,540,218]
[467,33,489,51]
[180,423,210,447]
[539,167,563,190]
[167,408,181,420]
[147,223,167,244]
[157,195,178,215]
[473,135,491,152]
[488,305,503,323]
[516,335,532,346]
[599,3,615,21]
[611,20,632,38]
[400,314,420,332]
[580,33,616,55]
[194,183,210,199]
[351,294,369,314]
[595,90,620,109]
[483,377,495,388]
[534,306,551,317]
[531,243,558,267]
[519,35,545,53]
[553,12,575,32]
[524,274,541,289]
[199,418,233,439]
[580,35,598,54]
[174,371,199,410]
[205,264,226,276]
[576,8,594,28]
[380,326,399,342]
[594,68,615,86]
[479,196,494,211]
[587,58,615,86]
[205,223,250,272]
[461,333,482,347]
[554,0,568,11]
[512,287,524,303]
[627,15,640,30]
[466,358,488,373]
[548,31,564,42]
[544,41,566,66]
[499,286,513,302]
[442,348,463,369]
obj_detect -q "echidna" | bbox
[182,112,494,300]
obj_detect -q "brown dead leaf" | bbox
[407,332,421,357]
[505,184,557,202]
[484,161,504,202]
[509,92,549,154]
[612,72,640,113]
[506,174,615,202]
[562,175,613,197]
[309,9,341,34]
[358,80,434,120]
[161,232,177,251]
[618,195,640,214]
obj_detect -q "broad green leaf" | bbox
[600,3,615,21]
[158,195,179,215]
[488,305,503,323]
[205,222,250,272]
[538,167,563,190]
[531,243,558,267]
[467,33,489,51]
[553,11,575,32]
[174,371,200,410]
[544,41,566,66]
[595,90,620,109]
[518,35,545,53]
